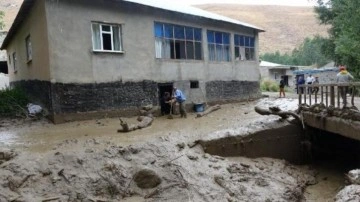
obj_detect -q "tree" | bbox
[315,0,360,79]
[0,11,4,30]
[260,36,330,67]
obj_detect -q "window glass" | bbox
[174,26,185,39]
[234,34,255,61]
[223,33,230,45]
[185,27,193,40]
[194,28,202,41]
[244,37,250,46]
[12,52,17,72]
[215,32,222,44]
[154,22,163,37]
[234,35,239,46]
[92,23,123,52]
[102,25,111,32]
[154,22,202,60]
[207,31,214,43]
[207,30,231,62]
[164,24,173,38]
[25,35,32,61]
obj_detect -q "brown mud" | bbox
[0,93,358,201]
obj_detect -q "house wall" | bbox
[6,0,53,109]
[10,0,262,123]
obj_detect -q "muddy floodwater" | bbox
[0,93,355,201]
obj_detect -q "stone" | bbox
[133,169,161,189]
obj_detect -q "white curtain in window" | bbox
[92,24,101,50]
[216,45,223,61]
[240,47,246,60]
[208,44,216,61]
[162,39,171,59]
[112,26,121,51]
[155,38,162,58]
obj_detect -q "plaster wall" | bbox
[44,0,261,84]
[6,0,50,81]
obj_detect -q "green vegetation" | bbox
[0,10,4,30]
[260,35,331,67]
[260,79,292,92]
[0,87,29,117]
[315,0,360,79]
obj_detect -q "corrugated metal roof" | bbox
[1,0,264,50]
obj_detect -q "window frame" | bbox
[207,30,231,62]
[91,22,123,53]
[12,52,17,73]
[25,35,32,62]
[154,22,203,60]
[234,34,256,61]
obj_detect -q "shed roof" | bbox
[1,0,264,50]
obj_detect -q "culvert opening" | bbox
[199,123,360,201]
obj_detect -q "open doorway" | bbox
[158,83,173,115]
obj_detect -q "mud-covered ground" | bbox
[0,92,358,201]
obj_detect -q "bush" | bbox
[0,87,29,117]
[260,79,279,92]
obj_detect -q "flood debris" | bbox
[117,116,154,132]
[117,105,157,132]
[196,104,221,118]
[254,106,302,124]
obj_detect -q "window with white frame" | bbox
[154,22,202,60]
[25,35,32,61]
[12,52,17,72]
[207,30,231,62]
[91,22,123,52]
[234,34,255,61]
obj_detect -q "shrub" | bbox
[260,79,279,92]
[0,87,29,117]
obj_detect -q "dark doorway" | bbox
[158,83,173,115]
[0,61,8,74]
[282,75,289,86]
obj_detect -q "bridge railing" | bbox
[298,82,360,108]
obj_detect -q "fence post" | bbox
[330,86,335,106]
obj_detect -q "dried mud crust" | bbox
[0,136,317,202]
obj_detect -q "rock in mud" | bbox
[133,169,161,189]
[335,185,360,202]
[346,169,360,185]
[0,150,17,164]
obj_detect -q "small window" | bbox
[8,55,11,64]
[207,30,231,62]
[25,35,32,61]
[91,22,123,52]
[234,34,255,61]
[12,52,17,72]
[190,81,199,89]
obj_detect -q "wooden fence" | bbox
[298,82,360,108]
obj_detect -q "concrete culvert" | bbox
[133,169,161,189]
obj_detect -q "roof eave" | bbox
[1,0,35,50]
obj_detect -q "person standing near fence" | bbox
[306,74,315,94]
[279,77,285,98]
[336,65,354,106]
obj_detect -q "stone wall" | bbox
[11,79,261,123]
[51,80,158,114]
[206,80,261,103]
